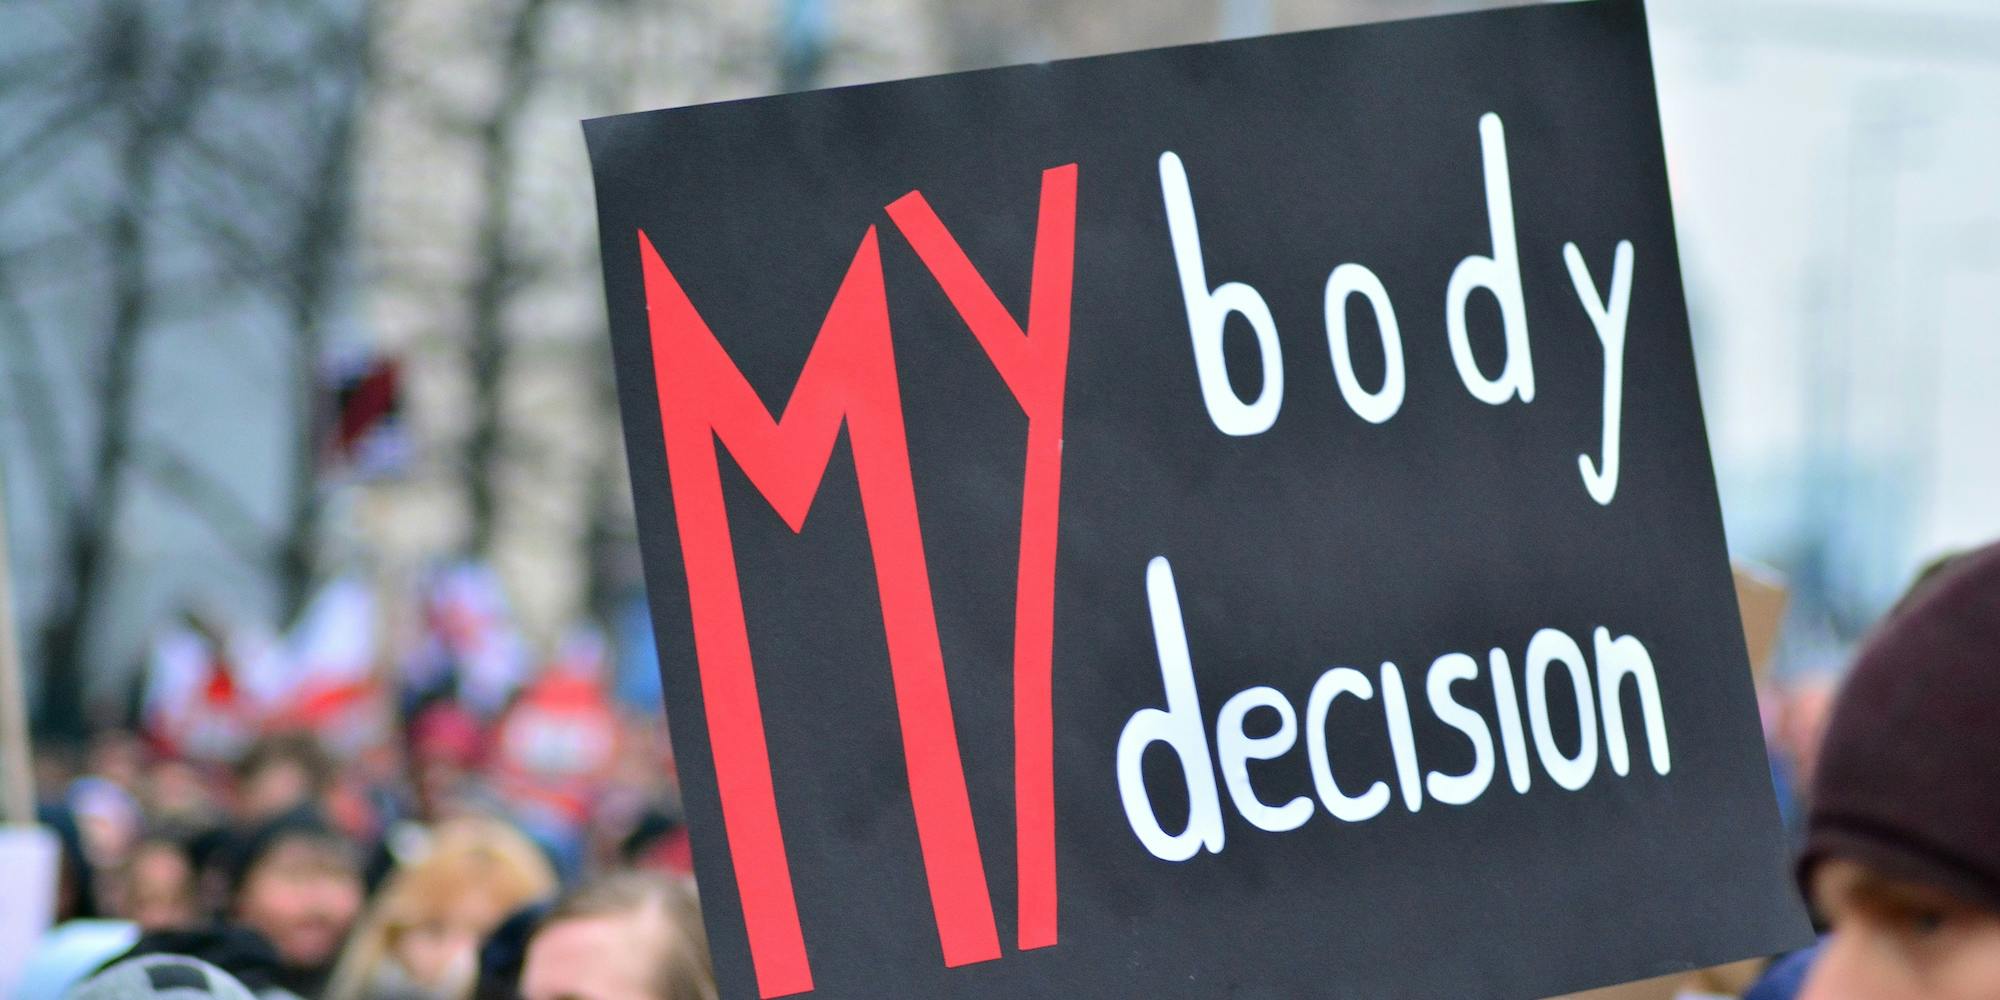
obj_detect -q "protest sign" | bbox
[0,826,60,995]
[0,458,54,998]
[586,1,1811,996]
[1733,562,1789,683]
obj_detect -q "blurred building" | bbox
[351,0,1512,652]
[352,0,939,644]
[365,0,1992,676]
[1649,0,2000,671]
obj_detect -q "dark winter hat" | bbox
[67,955,256,1000]
[1801,541,2000,913]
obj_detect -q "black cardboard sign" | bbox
[585,2,1811,996]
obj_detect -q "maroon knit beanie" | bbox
[1801,540,2000,913]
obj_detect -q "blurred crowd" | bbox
[15,540,2000,1000]
[15,560,712,1000]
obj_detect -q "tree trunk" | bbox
[276,14,369,624]
[37,21,157,736]
[463,0,551,557]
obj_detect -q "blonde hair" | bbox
[538,871,716,1000]
[327,815,559,1000]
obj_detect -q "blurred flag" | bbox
[278,576,390,755]
[493,628,620,829]
[407,561,531,715]
[325,352,411,479]
[142,614,280,762]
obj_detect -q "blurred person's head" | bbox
[617,807,692,877]
[233,733,336,824]
[143,757,221,828]
[325,816,558,1000]
[467,901,548,1000]
[226,809,365,991]
[1772,676,1838,791]
[519,872,715,1000]
[36,740,85,803]
[72,776,145,871]
[38,802,103,921]
[119,836,200,932]
[86,730,148,793]
[1797,542,2000,1000]
[406,702,485,822]
[186,826,239,922]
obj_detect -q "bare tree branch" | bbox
[0,258,77,527]
[34,0,225,735]
[0,91,112,204]
[0,48,84,92]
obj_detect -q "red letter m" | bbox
[638,164,1076,998]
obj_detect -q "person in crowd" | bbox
[233,734,338,827]
[15,802,136,999]
[71,776,145,874]
[21,573,702,998]
[119,834,202,932]
[66,954,260,1000]
[187,825,243,924]
[517,871,716,1000]
[1769,677,1836,800]
[225,808,367,996]
[1756,542,2000,1000]
[88,730,149,789]
[38,802,105,924]
[140,755,224,833]
[616,806,692,876]
[113,927,301,1000]
[403,701,492,825]
[325,815,559,1000]
[467,902,548,1000]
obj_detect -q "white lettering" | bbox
[1114,564,1670,858]
[1526,628,1598,791]
[1217,686,1315,833]
[1306,666,1392,823]
[1323,263,1406,424]
[1160,151,1284,436]
[1489,647,1531,794]
[1564,240,1635,505]
[1116,556,1227,861]
[1424,652,1496,806]
[1594,627,1670,776]
[1445,113,1534,406]
[1380,661,1423,813]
